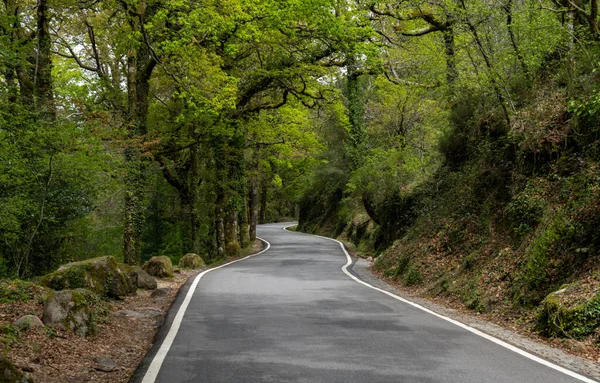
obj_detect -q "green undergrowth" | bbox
[0,280,48,304]
[302,90,600,344]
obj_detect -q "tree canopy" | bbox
[1,0,600,281]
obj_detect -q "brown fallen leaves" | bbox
[3,270,194,383]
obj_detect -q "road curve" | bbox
[137,222,596,383]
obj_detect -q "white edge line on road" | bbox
[141,237,271,383]
[283,225,597,383]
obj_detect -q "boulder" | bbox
[13,315,44,330]
[142,256,174,278]
[0,355,32,383]
[42,290,94,336]
[178,253,206,270]
[118,264,156,290]
[39,256,130,298]
[536,284,600,339]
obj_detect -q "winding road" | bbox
[135,222,597,383]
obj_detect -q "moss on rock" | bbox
[42,289,95,337]
[178,253,206,270]
[39,256,130,298]
[118,264,157,290]
[143,256,174,278]
[536,284,600,339]
[0,355,32,383]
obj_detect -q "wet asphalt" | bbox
[141,222,595,383]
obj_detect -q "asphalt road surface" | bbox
[137,222,596,383]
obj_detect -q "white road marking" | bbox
[141,238,272,383]
[283,225,598,383]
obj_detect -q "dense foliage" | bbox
[2,1,600,345]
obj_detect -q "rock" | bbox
[179,253,206,270]
[13,315,44,330]
[132,267,157,290]
[536,284,600,339]
[122,269,138,295]
[142,256,174,278]
[42,290,94,336]
[366,256,374,262]
[39,256,130,298]
[137,307,163,319]
[116,309,162,319]
[92,356,117,372]
[116,310,146,319]
[0,355,33,383]
[118,264,156,291]
[151,288,170,298]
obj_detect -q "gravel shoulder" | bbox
[348,257,600,381]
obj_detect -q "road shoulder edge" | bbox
[130,237,271,383]
[284,225,599,383]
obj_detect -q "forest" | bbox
[2,0,600,344]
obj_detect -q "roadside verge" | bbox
[285,225,600,383]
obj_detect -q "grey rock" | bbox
[151,288,170,298]
[92,356,117,372]
[13,315,44,330]
[133,267,157,290]
[118,264,157,291]
[42,290,93,336]
[116,309,162,319]
[142,256,174,278]
[116,310,146,319]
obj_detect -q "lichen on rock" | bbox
[142,256,174,278]
[178,253,206,270]
[39,256,130,298]
[42,289,95,337]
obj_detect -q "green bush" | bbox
[506,179,548,236]
[404,267,423,286]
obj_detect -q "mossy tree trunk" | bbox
[122,1,157,265]
[248,179,258,241]
[259,180,267,224]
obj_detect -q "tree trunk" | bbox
[224,210,240,256]
[123,148,143,265]
[259,180,267,224]
[346,54,365,171]
[503,0,530,82]
[122,32,156,265]
[590,0,599,40]
[35,0,55,119]
[248,180,258,241]
[239,198,250,248]
[460,0,511,128]
[442,27,457,97]
[215,187,226,258]
[188,138,202,254]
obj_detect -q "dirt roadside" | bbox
[1,240,265,383]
